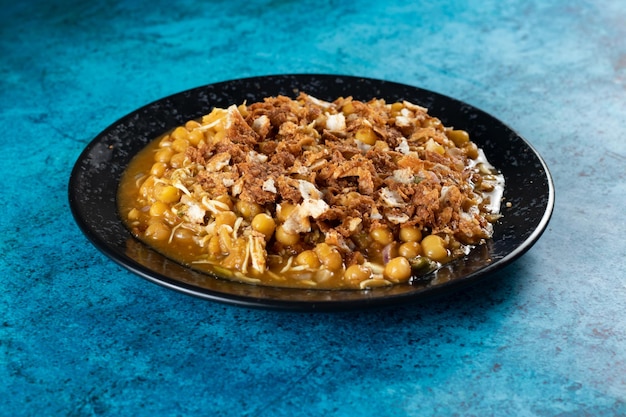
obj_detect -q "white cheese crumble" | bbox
[281,180,330,234]
[379,187,405,207]
[262,178,277,193]
[394,137,410,154]
[392,168,415,184]
[186,203,206,224]
[325,113,346,131]
[251,115,270,133]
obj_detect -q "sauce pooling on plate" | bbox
[118,93,504,289]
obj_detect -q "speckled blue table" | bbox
[2,0,625,416]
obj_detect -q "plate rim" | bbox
[68,73,555,311]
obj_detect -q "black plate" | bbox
[68,74,554,311]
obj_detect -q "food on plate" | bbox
[118,93,503,289]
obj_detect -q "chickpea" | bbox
[215,211,237,228]
[169,152,187,168]
[370,226,394,245]
[421,235,448,262]
[314,243,343,271]
[171,126,189,142]
[465,142,479,159]
[127,208,140,221]
[185,120,201,130]
[155,185,180,204]
[150,162,167,177]
[171,137,189,153]
[276,203,296,222]
[188,129,204,146]
[173,227,194,242]
[342,101,355,115]
[446,129,470,146]
[390,102,404,115]
[138,176,156,200]
[149,201,169,217]
[202,108,226,125]
[158,134,172,147]
[399,226,422,243]
[275,225,300,246]
[383,256,412,283]
[422,118,443,130]
[344,264,371,284]
[154,147,174,163]
[354,127,377,145]
[398,241,421,258]
[295,250,321,269]
[235,200,263,220]
[251,213,276,239]
[144,222,170,241]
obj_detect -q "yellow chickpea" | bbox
[138,176,156,200]
[154,147,174,163]
[150,162,167,177]
[185,120,201,130]
[465,142,479,159]
[155,185,180,204]
[398,241,421,258]
[169,152,187,168]
[215,211,237,228]
[275,225,300,246]
[295,250,321,269]
[276,203,296,222]
[390,102,404,115]
[383,256,412,283]
[171,137,189,153]
[399,226,422,243]
[171,126,190,142]
[421,235,448,262]
[341,102,355,115]
[344,264,371,284]
[370,226,394,246]
[422,118,443,130]
[158,134,172,147]
[446,129,470,146]
[314,243,343,271]
[251,213,276,239]
[173,227,194,242]
[235,200,263,220]
[354,127,377,145]
[188,129,204,146]
[149,201,169,217]
[144,222,170,241]
[127,208,140,221]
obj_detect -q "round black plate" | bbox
[68,74,554,311]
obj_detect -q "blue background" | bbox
[1,0,625,415]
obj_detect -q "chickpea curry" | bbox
[118,93,503,289]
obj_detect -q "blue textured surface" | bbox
[1,0,625,415]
